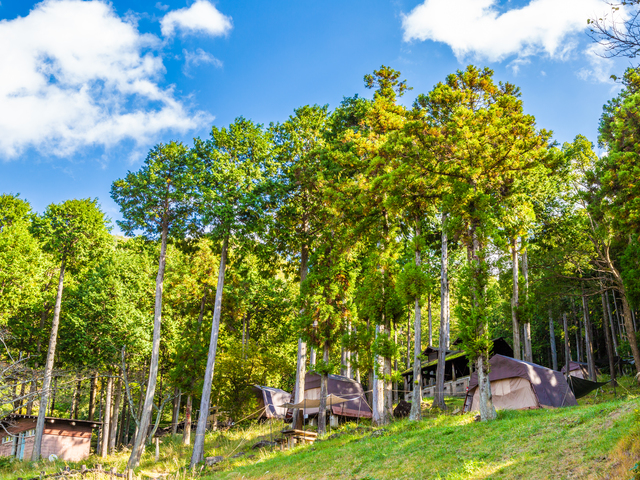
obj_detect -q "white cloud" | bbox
[577,43,618,85]
[183,48,223,76]
[161,0,232,38]
[402,0,608,62]
[0,0,212,159]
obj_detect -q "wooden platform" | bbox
[279,429,318,449]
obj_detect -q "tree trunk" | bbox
[511,238,521,360]
[571,297,582,362]
[190,235,229,467]
[346,322,352,379]
[393,328,398,404]
[618,288,640,374]
[612,290,626,340]
[88,374,98,421]
[31,257,66,461]
[549,307,557,371]
[406,308,411,368]
[183,395,192,445]
[563,312,571,379]
[409,225,422,421]
[291,240,309,429]
[101,375,114,457]
[109,378,122,453]
[118,389,128,448]
[49,375,57,416]
[317,343,329,436]
[522,246,532,362]
[605,290,618,352]
[127,219,169,469]
[476,355,497,421]
[581,286,597,381]
[427,293,432,347]
[70,378,81,419]
[434,213,449,410]
[371,324,386,426]
[601,291,617,385]
[171,387,181,436]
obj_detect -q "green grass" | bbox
[1,377,638,480]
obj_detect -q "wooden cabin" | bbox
[0,415,100,461]
[403,337,514,399]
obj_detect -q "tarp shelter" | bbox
[567,375,609,400]
[279,394,350,409]
[463,355,577,412]
[286,372,372,419]
[561,361,600,379]
[252,386,291,419]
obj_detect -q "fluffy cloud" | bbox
[402,0,607,62]
[183,48,223,76]
[161,0,232,38]
[0,0,213,159]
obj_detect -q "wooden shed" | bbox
[0,415,100,461]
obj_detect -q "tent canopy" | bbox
[279,394,349,410]
[252,385,291,419]
[567,375,609,399]
[287,372,372,419]
[465,355,577,411]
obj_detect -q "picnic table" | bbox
[279,429,318,449]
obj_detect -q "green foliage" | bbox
[31,198,111,271]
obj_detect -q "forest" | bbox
[1,59,640,475]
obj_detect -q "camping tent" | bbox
[286,372,372,419]
[463,355,577,412]
[252,386,291,419]
[560,361,599,379]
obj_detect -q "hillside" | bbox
[212,397,640,480]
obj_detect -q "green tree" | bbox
[29,198,111,459]
[111,141,200,468]
[420,66,551,421]
[190,117,275,466]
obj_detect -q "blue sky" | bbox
[0,0,631,228]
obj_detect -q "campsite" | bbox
[2,0,640,479]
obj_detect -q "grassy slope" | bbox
[216,398,640,479]
[1,381,638,480]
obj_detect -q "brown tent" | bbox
[463,355,577,412]
[287,372,372,419]
[252,386,291,419]
[560,361,599,379]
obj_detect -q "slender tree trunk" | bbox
[371,324,386,426]
[612,290,626,340]
[118,388,128,448]
[393,328,398,404]
[127,220,169,469]
[183,395,192,445]
[601,291,617,385]
[291,240,309,429]
[101,375,114,457]
[476,355,496,421]
[563,312,571,379]
[406,308,411,368]
[346,322,352,379]
[409,225,422,421]
[71,378,81,419]
[434,213,449,410]
[109,378,122,453]
[88,374,98,421]
[549,307,557,371]
[317,343,329,436]
[171,387,181,436]
[49,375,57,416]
[581,285,597,381]
[511,238,521,360]
[618,288,640,374]
[31,257,66,461]
[571,297,582,362]
[522,246,532,362]
[427,293,432,347]
[605,290,619,352]
[190,235,229,467]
